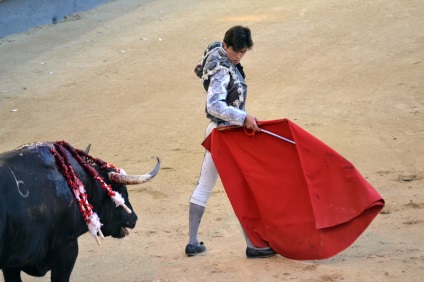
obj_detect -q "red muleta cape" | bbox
[202,119,384,260]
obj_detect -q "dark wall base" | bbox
[0,0,110,38]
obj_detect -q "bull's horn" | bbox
[108,157,160,185]
[85,144,91,154]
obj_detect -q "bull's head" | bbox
[51,141,161,245]
[91,158,160,240]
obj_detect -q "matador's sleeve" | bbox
[206,69,247,125]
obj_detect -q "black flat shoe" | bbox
[185,242,206,256]
[246,247,277,258]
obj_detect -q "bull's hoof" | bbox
[185,242,206,256]
[246,247,277,258]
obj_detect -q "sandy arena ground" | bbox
[1,0,423,281]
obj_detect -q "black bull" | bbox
[0,142,160,281]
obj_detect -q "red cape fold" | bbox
[202,119,384,260]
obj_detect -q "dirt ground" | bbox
[1,0,423,281]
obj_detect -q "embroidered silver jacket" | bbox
[195,42,248,126]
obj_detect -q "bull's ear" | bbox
[85,144,91,154]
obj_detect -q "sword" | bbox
[260,129,296,145]
[216,125,296,145]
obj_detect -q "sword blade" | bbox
[261,129,296,145]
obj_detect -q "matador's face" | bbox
[223,43,248,65]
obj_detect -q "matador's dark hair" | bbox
[223,26,253,52]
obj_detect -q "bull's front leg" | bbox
[50,238,79,282]
[2,267,22,282]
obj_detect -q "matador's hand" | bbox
[244,114,260,132]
